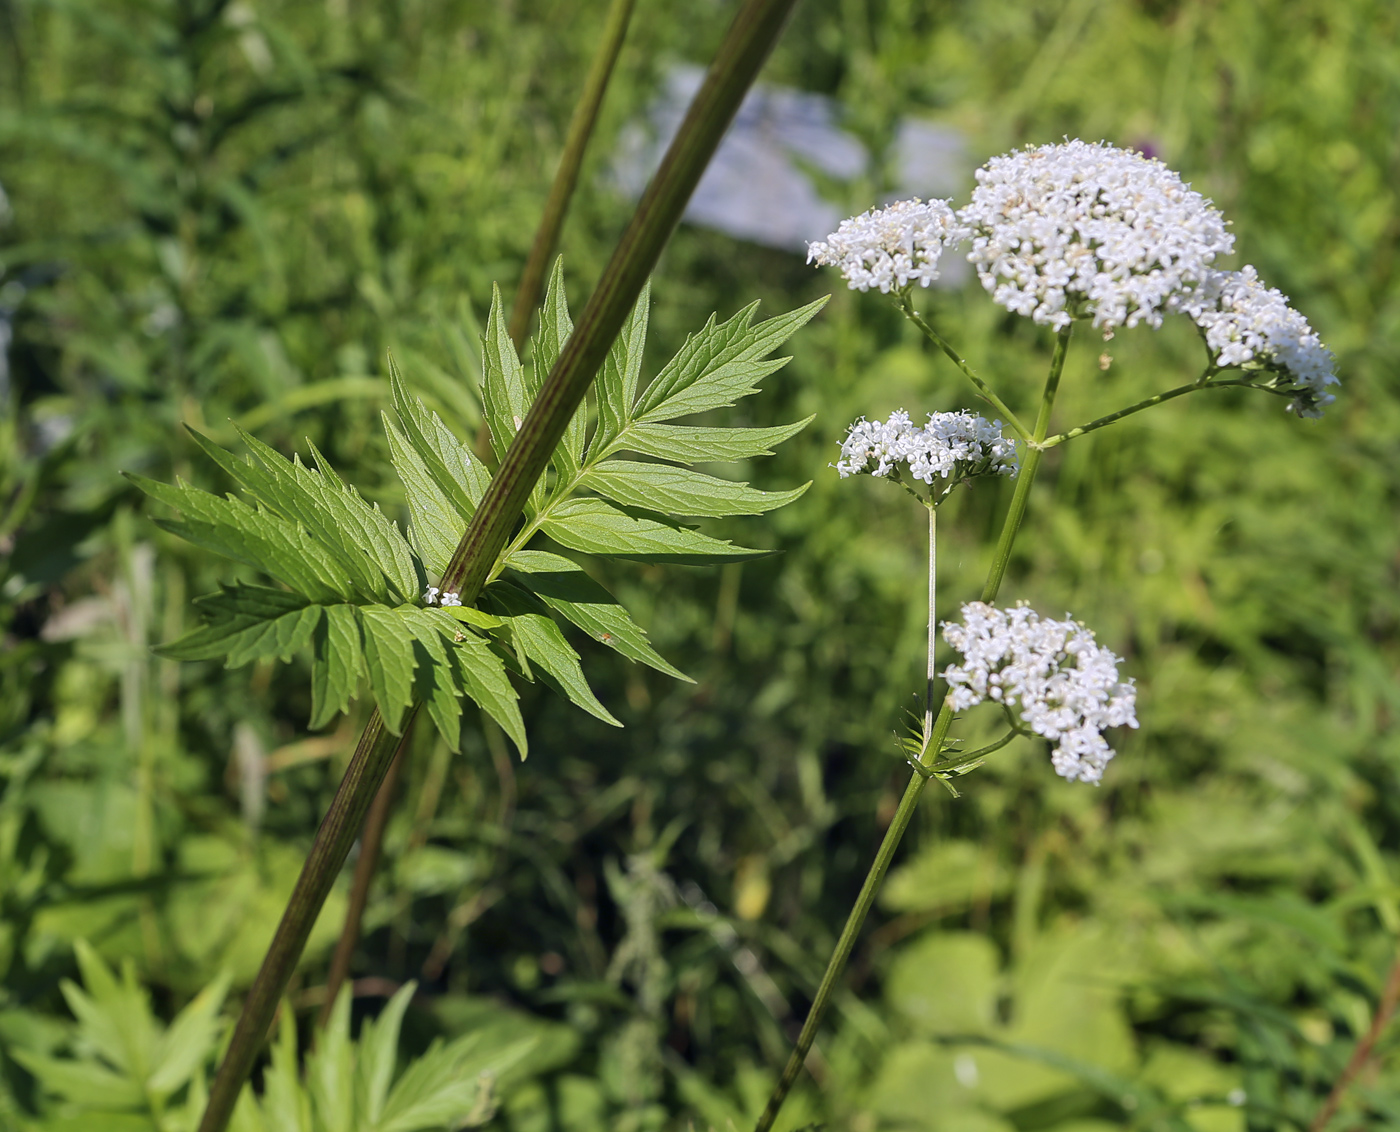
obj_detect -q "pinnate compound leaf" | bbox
[540,498,768,563]
[359,607,418,734]
[310,604,365,730]
[127,473,351,604]
[157,585,322,667]
[620,416,813,462]
[485,583,620,727]
[481,283,530,464]
[504,551,689,681]
[591,281,650,456]
[631,295,827,424]
[584,461,810,517]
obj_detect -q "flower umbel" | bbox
[942,601,1137,784]
[836,410,1018,491]
[1172,265,1339,417]
[960,140,1233,331]
[808,199,969,293]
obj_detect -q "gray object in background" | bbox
[613,65,969,285]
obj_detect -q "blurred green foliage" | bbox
[2,0,1399,1130]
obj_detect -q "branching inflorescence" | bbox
[806,198,968,293]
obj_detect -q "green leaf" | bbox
[533,258,585,472]
[450,631,528,758]
[383,416,462,578]
[156,585,322,668]
[583,461,810,517]
[631,296,827,424]
[379,1034,535,1131]
[619,416,813,462]
[359,606,418,734]
[307,988,354,1132]
[360,982,416,1125]
[540,498,768,563]
[65,941,156,1082]
[388,360,489,519]
[128,473,351,604]
[591,281,650,457]
[481,284,530,464]
[147,970,231,1097]
[399,609,464,752]
[255,1004,311,1132]
[310,604,365,730]
[485,584,621,727]
[503,551,689,681]
[10,1049,146,1108]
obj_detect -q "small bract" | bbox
[835,410,1018,487]
[942,601,1138,784]
[807,199,969,294]
[959,140,1233,331]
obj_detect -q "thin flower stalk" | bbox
[197,4,800,1128]
[753,325,1072,1132]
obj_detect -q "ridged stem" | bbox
[198,4,797,1129]
[753,324,1072,1132]
[508,0,636,351]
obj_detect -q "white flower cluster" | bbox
[959,140,1234,331]
[942,601,1137,784]
[1170,265,1339,418]
[807,198,969,293]
[422,586,462,608]
[836,410,1018,484]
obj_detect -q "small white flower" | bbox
[808,199,970,293]
[835,410,1018,485]
[422,586,440,605]
[959,140,1233,331]
[439,592,462,608]
[942,601,1137,784]
[1171,265,1339,417]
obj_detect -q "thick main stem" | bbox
[316,728,411,1031]
[199,5,798,1130]
[507,0,636,351]
[753,324,1072,1132]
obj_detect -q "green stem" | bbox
[198,4,798,1130]
[316,725,412,1032]
[507,0,636,351]
[753,324,1071,1132]
[898,295,1033,442]
[200,707,412,1130]
[923,504,936,754]
[1039,369,1245,448]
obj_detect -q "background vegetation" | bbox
[2,0,1398,1129]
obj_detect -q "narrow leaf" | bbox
[532,258,586,471]
[10,1050,146,1108]
[451,628,529,758]
[398,609,464,751]
[157,585,321,668]
[359,606,418,734]
[149,970,232,1097]
[591,282,650,456]
[541,497,768,563]
[389,361,489,518]
[485,583,621,726]
[309,604,365,730]
[128,473,351,603]
[620,416,812,462]
[481,283,530,463]
[361,981,417,1124]
[584,461,809,517]
[632,296,828,424]
[504,550,689,681]
[384,416,463,578]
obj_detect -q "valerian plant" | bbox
[756,138,1338,1131]
[132,262,824,759]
